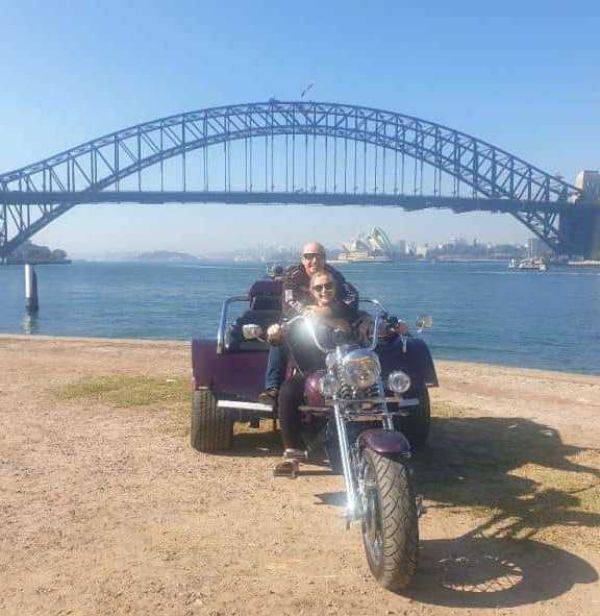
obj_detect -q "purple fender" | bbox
[357,429,412,456]
[378,335,438,388]
[191,339,268,398]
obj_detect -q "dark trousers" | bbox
[265,344,288,390]
[277,373,305,450]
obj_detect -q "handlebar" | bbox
[281,299,387,353]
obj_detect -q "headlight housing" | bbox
[319,373,339,397]
[342,349,381,389]
[387,370,411,393]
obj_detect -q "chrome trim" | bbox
[361,298,389,312]
[362,299,386,351]
[396,397,418,407]
[300,397,418,408]
[216,295,249,354]
[345,413,408,421]
[297,407,412,419]
[334,400,360,521]
[217,400,274,412]
[297,405,331,413]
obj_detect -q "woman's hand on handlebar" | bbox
[266,323,284,344]
[390,319,409,336]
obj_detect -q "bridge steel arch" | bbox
[0,101,593,261]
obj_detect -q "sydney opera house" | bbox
[338,227,394,262]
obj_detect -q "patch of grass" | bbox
[431,400,468,418]
[55,375,189,409]
[416,404,600,547]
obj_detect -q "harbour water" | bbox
[0,260,598,375]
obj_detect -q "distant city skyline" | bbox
[1,1,598,258]
[46,229,536,261]
[29,201,537,260]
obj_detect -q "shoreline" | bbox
[1,332,598,378]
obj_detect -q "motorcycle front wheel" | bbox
[360,448,418,591]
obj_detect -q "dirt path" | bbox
[0,335,598,615]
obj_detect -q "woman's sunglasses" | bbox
[312,282,334,292]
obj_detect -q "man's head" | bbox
[301,241,326,276]
[310,271,336,307]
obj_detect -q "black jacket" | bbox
[282,263,359,319]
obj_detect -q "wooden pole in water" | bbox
[25,263,39,313]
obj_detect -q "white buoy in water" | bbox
[25,263,39,313]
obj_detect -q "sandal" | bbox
[258,388,279,405]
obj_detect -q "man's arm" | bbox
[282,265,311,318]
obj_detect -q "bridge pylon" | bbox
[559,171,600,259]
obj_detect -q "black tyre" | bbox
[191,388,233,452]
[396,386,431,448]
[360,448,418,591]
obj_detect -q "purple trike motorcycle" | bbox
[190,278,438,590]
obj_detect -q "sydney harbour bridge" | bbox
[1,100,599,263]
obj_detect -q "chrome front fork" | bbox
[333,402,361,522]
[335,379,394,523]
[377,378,394,430]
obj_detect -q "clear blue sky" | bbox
[1,0,598,257]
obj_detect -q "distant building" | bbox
[575,170,600,201]
[527,238,551,258]
[415,244,429,258]
[339,227,394,262]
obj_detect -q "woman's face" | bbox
[310,274,336,306]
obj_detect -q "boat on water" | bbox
[338,227,394,263]
[508,257,547,271]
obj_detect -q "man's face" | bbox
[301,244,325,276]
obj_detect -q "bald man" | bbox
[282,241,358,319]
[260,241,358,402]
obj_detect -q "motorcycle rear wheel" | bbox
[360,448,418,591]
[191,388,233,452]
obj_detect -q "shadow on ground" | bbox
[406,535,597,608]
[313,414,599,606]
[413,415,600,541]
[226,428,283,457]
[218,412,599,606]
[408,415,599,605]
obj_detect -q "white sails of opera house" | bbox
[338,227,395,263]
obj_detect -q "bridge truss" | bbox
[0,101,590,261]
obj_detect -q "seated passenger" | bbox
[259,241,358,403]
[272,271,366,475]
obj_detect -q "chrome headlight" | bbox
[342,349,381,389]
[388,370,411,393]
[319,373,339,397]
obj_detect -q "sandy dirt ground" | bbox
[0,335,599,615]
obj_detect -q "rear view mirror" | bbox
[242,324,264,340]
[416,315,433,330]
